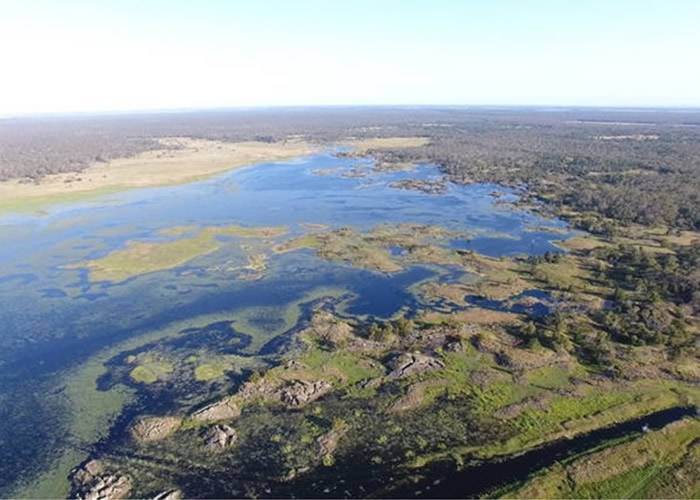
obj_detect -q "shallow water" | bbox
[0,152,574,494]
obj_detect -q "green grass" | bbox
[470,380,538,416]
[129,360,173,383]
[526,365,573,389]
[574,464,664,498]
[71,223,287,282]
[510,416,700,498]
[0,185,128,215]
[481,381,695,458]
[194,362,227,381]
[299,349,384,386]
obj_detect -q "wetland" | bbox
[0,138,698,499]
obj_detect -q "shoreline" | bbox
[0,137,317,215]
[0,136,430,216]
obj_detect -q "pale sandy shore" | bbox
[0,136,428,215]
[341,136,429,153]
[0,137,317,214]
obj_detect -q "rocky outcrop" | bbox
[276,379,332,406]
[237,378,278,401]
[202,424,238,451]
[303,311,354,348]
[389,380,440,413]
[71,460,132,500]
[130,415,181,443]
[191,398,241,422]
[444,338,464,352]
[386,352,444,379]
[317,425,348,461]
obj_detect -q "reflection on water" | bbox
[0,152,574,494]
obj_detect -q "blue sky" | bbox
[1,0,699,114]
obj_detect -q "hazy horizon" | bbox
[2,0,700,115]
[5,103,700,121]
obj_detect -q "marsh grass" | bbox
[71,224,287,282]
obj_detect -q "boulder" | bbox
[71,459,104,487]
[202,424,237,451]
[191,398,241,422]
[386,353,444,379]
[130,415,181,443]
[444,339,464,352]
[276,379,332,406]
[71,460,132,500]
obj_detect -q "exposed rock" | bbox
[237,378,278,401]
[202,424,238,451]
[191,398,241,422]
[389,380,440,413]
[444,338,464,352]
[317,424,348,461]
[358,377,382,390]
[153,489,184,500]
[71,460,132,500]
[71,459,105,487]
[386,352,445,379]
[130,415,181,443]
[303,311,354,348]
[276,379,333,406]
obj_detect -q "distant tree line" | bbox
[4,107,700,234]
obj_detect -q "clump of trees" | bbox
[526,251,563,265]
[366,317,414,342]
[587,243,698,347]
[517,241,697,372]
[600,243,700,312]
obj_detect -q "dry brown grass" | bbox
[557,235,610,251]
[0,137,316,213]
[421,307,519,325]
[342,136,430,153]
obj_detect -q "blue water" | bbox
[0,153,571,261]
[0,151,576,493]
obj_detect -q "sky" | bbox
[1,0,699,115]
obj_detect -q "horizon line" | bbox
[3,103,700,120]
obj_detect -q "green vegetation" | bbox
[509,418,700,499]
[230,286,348,352]
[274,224,469,273]
[71,223,287,281]
[194,362,227,381]
[0,185,128,215]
